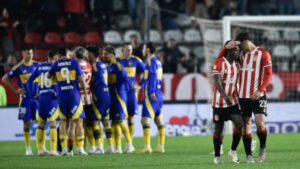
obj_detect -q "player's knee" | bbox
[256,122,265,131]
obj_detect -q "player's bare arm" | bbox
[2,75,26,94]
[212,74,233,105]
[78,75,88,99]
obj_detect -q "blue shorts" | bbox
[142,91,163,119]
[127,91,138,116]
[93,91,111,120]
[36,97,59,122]
[18,97,38,121]
[110,89,128,121]
[58,95,85,120]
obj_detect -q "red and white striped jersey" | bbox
[238,47,272,98]
[212,57,240,108]
[79,61,93,105]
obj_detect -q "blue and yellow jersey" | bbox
[116,55,145,92]
[107,58,128,92]
[26,63,57,99]
[6,60,39,99]
[92,61,109,91]
[144,55,163,95]
[48,58,82,97]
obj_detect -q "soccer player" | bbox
[211,41,243,164]
[87,45,114,154]
[220,32,272,163]
[116,43,145,143]
[74,46,105,154]
[48,47,88,155]
[2,46,39,156]
[26,49,60,156]
[139,42,165,153]
[102,46,134,154]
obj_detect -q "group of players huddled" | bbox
[2,42,165,156]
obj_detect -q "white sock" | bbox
[144,145,151,148]
[157,145,164,149]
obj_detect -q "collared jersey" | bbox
[27,62,57,99]
[144,55,163,95]
[116,55,145,92]
[7,60,39,99]
[48,58,83,97]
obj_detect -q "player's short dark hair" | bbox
[57,46,68,56]
[104,45,115,55]
[21,45,34,51]
[48,49,59,59]
[235,32,250,42]
[86,45,99,57]
[74,46,88,60]
[225,40,231,45]
[146,42,155,54]
[122,43,131,47]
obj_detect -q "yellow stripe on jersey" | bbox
[157,68,163,80]
[72,101,83,120]
[103,72,108,85]
[115,88,128,119]
[19,73,31,84]
[49,107,59,122]
[12,61,24,71]
[144,70,149,80]
[36,111,44,122]
[55,70,77,82]
[93,63,98,72]
[92,103,102,120]
[145,89,155,119]
[108,74,117,84]
[125,67,136,77]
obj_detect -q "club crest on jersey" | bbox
[23,69,27,73]
[128,61,133,66]
[109,68,113,72]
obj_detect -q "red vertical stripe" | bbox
[242,53,251,98]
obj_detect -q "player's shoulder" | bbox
[11,60,25,71]
[257,47,271,56]
[214,57,225,65]
[32,61,40,67]
[112,59,123,71]
[131,55,143,62]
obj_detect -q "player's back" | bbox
[49,58,82,98]
[34,63,57,99]
[79,61,93,105]
[144,56,163,94]
[93,61,109,92]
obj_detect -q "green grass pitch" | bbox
[0,133,299,169]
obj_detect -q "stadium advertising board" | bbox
[0,102,300,141]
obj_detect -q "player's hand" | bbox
[17,88,26,95]
[151,93,157,101]
[251,90,262,100]
[224,95,233,105]
[225,40,241,49]
[131,83,141,91]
